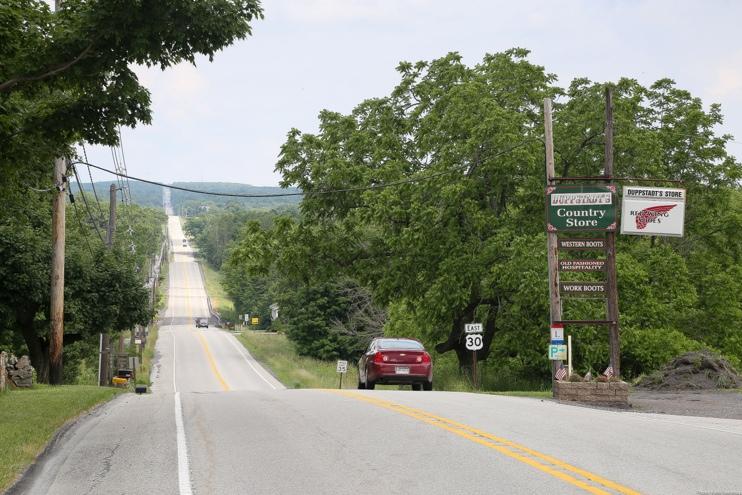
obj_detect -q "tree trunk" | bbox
[18,308,50,383]
[434,300,497,370]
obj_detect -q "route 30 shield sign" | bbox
[465,334,483,351]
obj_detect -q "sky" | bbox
[84,0,742,186]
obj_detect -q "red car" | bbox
[358,338,433,391]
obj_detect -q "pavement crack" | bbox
[83,440,121,495]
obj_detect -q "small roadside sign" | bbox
[464,323,483,334]
[336,360,348,373]
[134,338,142,345]
[251,316,260,325]
[549,344,567,360]
[550,324,564,343]
[465,334,484,351]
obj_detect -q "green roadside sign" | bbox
[546,185,616,232]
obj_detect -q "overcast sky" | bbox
[83,0,742,186]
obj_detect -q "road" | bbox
[9,216,742,495]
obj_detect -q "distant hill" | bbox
[77,181,302,211]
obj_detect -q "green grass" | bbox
[237,331,361,389]
[135,322,159,386]
[0,385,122,492]
[201,262,234,315]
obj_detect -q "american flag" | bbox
[555,365,567,381]
[603,366,614,378]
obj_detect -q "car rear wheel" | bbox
[357,379,366,389]
[423,381,433,391]
[411,383,422,391]
[366,379,375,390]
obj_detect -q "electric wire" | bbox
[71,138,544,199]
[72,165,106,244]
[118,127,134,205]
[81,143,106,221]
[70,192,96,257]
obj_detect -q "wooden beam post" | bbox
[604,86,621,378]
[544,98,563,390]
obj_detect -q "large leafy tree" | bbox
[0,0,262,380]
[232,50,740,379]
[1,0,263,183]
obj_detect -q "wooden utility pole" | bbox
[604,86,621,378]
[49,163,66,384]
[544,98,563,387]
[48,2,66,386]
[99,184,118,386]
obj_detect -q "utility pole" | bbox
[48,0,67,386]
[604,86,621,378]
[99,184,117,386]
[49,157,66,385]
[544,98,563,388]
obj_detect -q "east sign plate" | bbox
[621,186,685,237]
[546,185,616,232]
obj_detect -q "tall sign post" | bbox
[604,86,621,379]
[544,98,563,387]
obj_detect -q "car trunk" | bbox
[378,350,426,364]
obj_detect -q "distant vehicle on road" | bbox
[195,318,209,328]
[358,338,432,391]
[182,238,187,246]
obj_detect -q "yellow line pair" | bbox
[332,390,640,495]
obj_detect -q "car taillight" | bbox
[373,352,388,363]
[421,352,431,364]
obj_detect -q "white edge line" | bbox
[174,392,193,495]
[225,332,280,390]
[172,313,193,495]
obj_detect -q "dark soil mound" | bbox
[637,350,742,390]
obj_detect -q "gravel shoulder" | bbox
[629,388,742,420]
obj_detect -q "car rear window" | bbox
[377,339,424,350]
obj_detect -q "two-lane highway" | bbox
[10,216,742,494]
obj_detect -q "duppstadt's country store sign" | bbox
[546,185,617,232]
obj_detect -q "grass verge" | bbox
[237,331,360,389]
[201,262,234,316]
[0,385,122,492]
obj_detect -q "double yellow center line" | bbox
[332,390,640,495]
[180,236,231,392]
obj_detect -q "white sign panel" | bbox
[549,344,567,360]
[336,360,348,373]
[464,323,483,334]
[550,326,564,342]
[621,187,685,237]
[465,334,483,351]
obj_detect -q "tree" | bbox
[1,0,263,181]
[240,50,740,379]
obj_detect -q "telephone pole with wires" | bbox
[48,0,66,385]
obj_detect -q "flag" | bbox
[555,365,567,381]
[603,366,614,378]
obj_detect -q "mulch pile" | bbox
[637,350,742,390]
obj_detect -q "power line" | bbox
[72,165,106,244]
[80,143,106,221]
[71,138,542,199]
[69,192,96,258]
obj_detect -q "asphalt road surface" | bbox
[9,216,742,495]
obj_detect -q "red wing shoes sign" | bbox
[546,185,617,232]
[621,186,685,237]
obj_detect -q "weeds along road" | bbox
[9,216,742,495]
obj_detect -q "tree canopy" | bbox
[224,49,741,381]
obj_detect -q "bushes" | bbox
[621,327,705,380]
